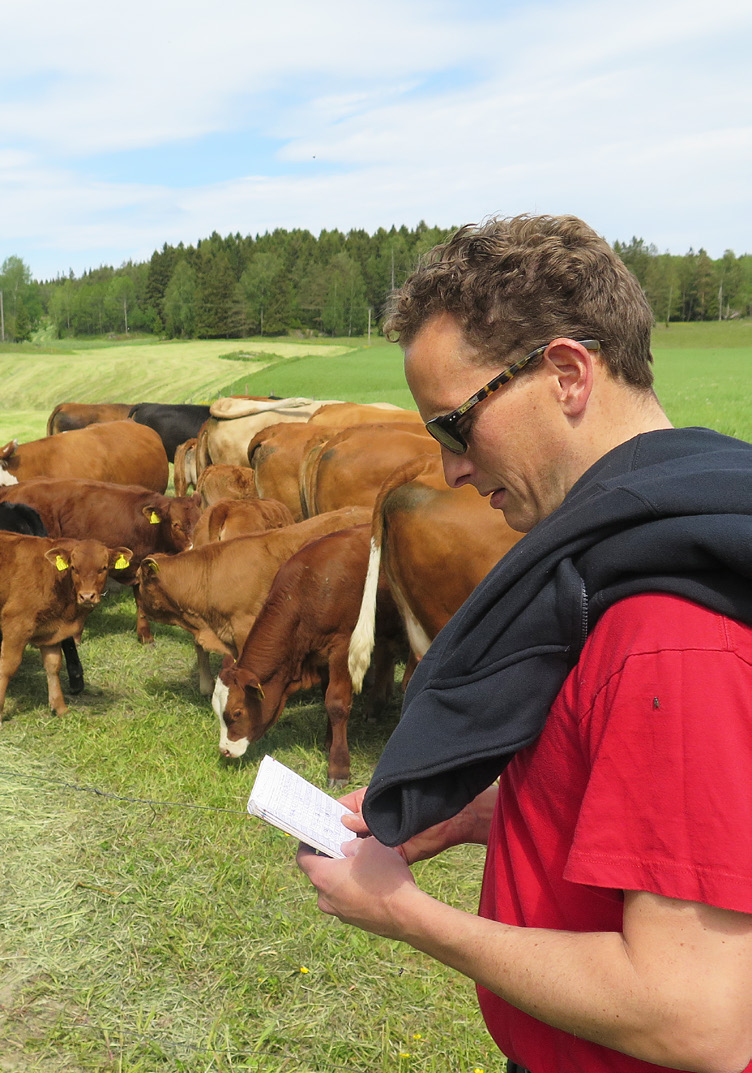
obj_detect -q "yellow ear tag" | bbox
[256,684,265,700]
[55,555,68,572]
[149,512,160,524]
[114,554,130,570]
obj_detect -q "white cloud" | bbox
[1,0,751,277]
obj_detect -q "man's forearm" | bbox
[394,886,752,1073]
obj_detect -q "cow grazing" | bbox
[195,464,258,509]
[248,422,340,521]
[348,454,522,691]
[192,497,295,546]
[0,421,169,492]
[0,502,85,693]
[0,534,132,720]
[127,403,211,463]
[214,524,406,786]
[174,438,198,497]
[0,478,201,643]
[196,396,341,473]
[138,506,370,695]
[299,422,437,517]
[46,402,132,436]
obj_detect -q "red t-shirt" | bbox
[477,593,752,1073]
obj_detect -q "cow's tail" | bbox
[348,454,435,694]
[298,434,329,518]
[47,404,64,437]
[174,438,196,497]
[194,419,213,478]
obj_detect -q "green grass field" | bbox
[0,322,750,1073]
[1,593,495,1073]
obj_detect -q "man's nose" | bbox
[441,446,474,488]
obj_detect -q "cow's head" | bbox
[136,555,176,618]
[46,542,133,606]
[213,656,272,758]
[143,495,200,553]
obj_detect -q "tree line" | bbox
[1,227,751,344]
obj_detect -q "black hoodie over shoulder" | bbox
[362,427,752,847]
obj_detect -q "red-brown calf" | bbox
[0,421,169,491]
[138,506,369,696]
[213,524,406,787]
[0,477,201,643]
[0,534,132,719]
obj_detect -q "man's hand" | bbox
[337,783,499,864]
[296,834,425,941]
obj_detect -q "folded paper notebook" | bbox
[247,755,355,859]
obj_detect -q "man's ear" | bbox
[545,339,595,417]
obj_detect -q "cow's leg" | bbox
[39,644,68,715]
[0,635,26,723]
[61,637,85,694]
[323,651,352,789]
[363,638,396,722]
[401,650,419,691]
[196,643,214,696]
[133,583,155,644]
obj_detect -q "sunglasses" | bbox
[424,339,602,454]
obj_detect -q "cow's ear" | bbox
[191,492,202,506]
[142,505,162,524]
[45,547,70,572]
[244,678,265,701]
[142,557,160,575]
[0,439,18,460]
[110,547,133,570]
[220,654,234,671]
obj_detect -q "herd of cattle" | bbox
[0,396,521,786]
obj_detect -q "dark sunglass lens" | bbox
[427,421,466,454]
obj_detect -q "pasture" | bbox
[0,324,750,1073]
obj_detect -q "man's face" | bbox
[404,312,572,533]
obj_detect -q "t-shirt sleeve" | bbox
[564,623,752,913]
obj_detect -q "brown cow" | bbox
[299,422,437,516]
[248,423,341,520]
[214,524,407,786]
[0,534,132,719]
[348,454,522,691]
[192,498,295,546]
[196,397,341,473]
[307,402,423,427]
[0,478,200,643]
[138,506,369,695]
[46,402,132,436]
[195,464,258,509]
[0,421,169,492]
[173,438,198,497]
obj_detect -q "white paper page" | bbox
[247,755,355,858]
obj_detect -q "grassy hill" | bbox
[2,323,751,446]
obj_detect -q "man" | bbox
[297,215,752,1073]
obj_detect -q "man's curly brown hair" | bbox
[383,214,655,389]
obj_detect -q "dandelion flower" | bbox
[299,966,310,974]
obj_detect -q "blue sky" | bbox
[1,0,750,281]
